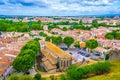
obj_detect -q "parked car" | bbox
[78,51,90,57]
[84,54,90,57]
[93,52,100,56]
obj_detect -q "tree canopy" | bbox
[86,39,98,49]
[62,27,68,31]
[74,41,80,48]
[13,39,40,73]
[45,36,62,45]
[52,36,62,45]
[105,30,120,40]
[63,36,74,48]
[0,32,1,35]
[92,20,99,28]
[0,20,43,32]
[13,55,34,73]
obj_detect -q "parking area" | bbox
[67,48,105,64]
[67,48,91,64]
[91,51,105,59]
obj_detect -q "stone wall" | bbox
[109,49,120,60]
[59,58,72,71]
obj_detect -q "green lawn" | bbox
[86,60,120,80]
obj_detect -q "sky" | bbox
[0,0,120,16]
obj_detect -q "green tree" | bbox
[92,20,99,28]
[13,55,34,73]
[74,41,80,48]
[18,25,29,32]
[6,27,16,32]
[34,38,41,41]
[22,43,39,54]
[79,20,83,25]
[31,23,43,30]
[99,22,107,27]
[34,73,41,80]
[56,36,62,45]
[86,39,98,49]
[76,25,82,29]
[45,36,51,41]
[105,54,110,60]
[0,32,1,35]
[62,27,68,31]
[50,36,62,45]
[39,32,47,37]
[105,33,114,40]
[19,49,36,59]
[105,30,120,40]
[115,32,120,39]
[13,39,40,73]
[63,36,74,48]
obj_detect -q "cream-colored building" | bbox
[39,40,72,72]
[43,25,48,31]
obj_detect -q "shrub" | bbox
[34,73,41,80]
[77,65,91,77]
[50,75,56,80]
[92,62,110,74]
[67,66,81,80]
[19,75,33,80]
[105,54,110,60]
[7,74,19,80]
[67,62,110,79]
[60,74,66,80]
[7,75,33,80]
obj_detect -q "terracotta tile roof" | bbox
[0,59,12,64]
[46,42,72,58]
[0,53,4,57]
[41,50,57,64]
[97,34,105,39]
[43,59,56,71]
[94,47,107,53]
[0,62,10,76]
[4,51,19,56]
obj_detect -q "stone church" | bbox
[39,40,72,72]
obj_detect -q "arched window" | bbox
[64,60,66,67]
[67,60,69,67]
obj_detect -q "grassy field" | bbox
[86,60,120,80]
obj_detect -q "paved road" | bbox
[41,72,65,78]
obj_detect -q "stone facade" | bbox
[39,40,72,72]
[109,49,120,60]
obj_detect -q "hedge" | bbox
[67,61,110,80]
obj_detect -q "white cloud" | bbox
[82,0,112,6]
[0,0,120,16]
